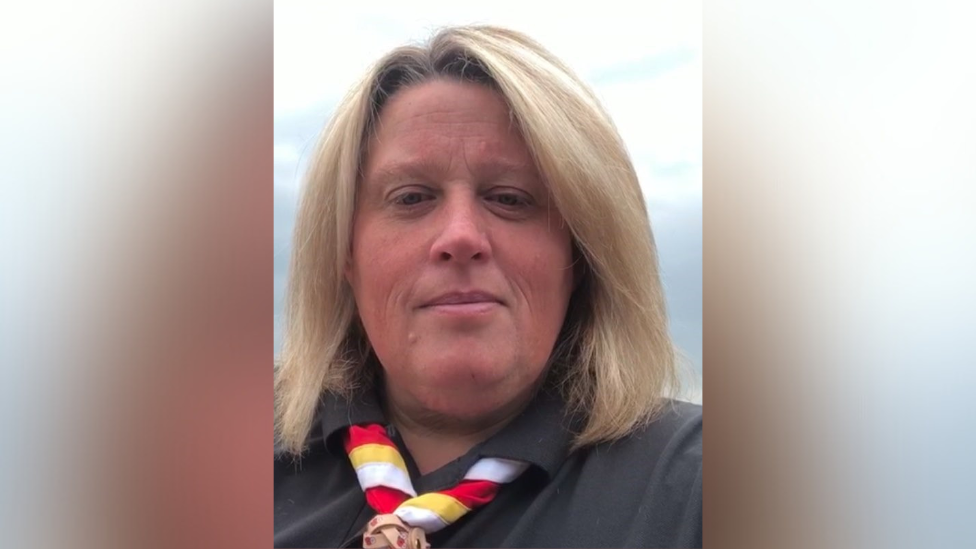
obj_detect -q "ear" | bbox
[343,254,355,285]
[343,231,357,282]
[571,243,586,293]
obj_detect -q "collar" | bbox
[319,386,579,481]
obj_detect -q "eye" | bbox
[494,194,523,207]
[486,191,532,208]
[393,191,432,206]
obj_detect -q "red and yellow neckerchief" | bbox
[344,424,528,548]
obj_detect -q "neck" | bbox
[384,394,532,475]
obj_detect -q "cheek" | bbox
[349,232,415,322]
[540,228,575,292]
[512,245,574,367]
[511,230,575,318]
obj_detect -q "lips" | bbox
[421,290,503,308]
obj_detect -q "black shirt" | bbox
[274,389,702,548]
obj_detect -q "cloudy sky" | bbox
[274,2,702,392]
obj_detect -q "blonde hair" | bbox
[275,25,677,455]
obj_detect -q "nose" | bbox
[429,193,492,264]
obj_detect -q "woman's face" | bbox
[346,79,575,424]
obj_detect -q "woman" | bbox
[275,25,701,548]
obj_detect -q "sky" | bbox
[273,1,702,397]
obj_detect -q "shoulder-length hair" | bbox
[275,25,677,455]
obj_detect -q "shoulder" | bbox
[274,411,328,474]
[573,400,702,546]
[628,399,702,458]
[587,399,701,480]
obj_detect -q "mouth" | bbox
[420,291,503,315]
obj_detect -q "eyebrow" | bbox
[366,158,447,187]
[366,158,538,187]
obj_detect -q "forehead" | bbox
[362,80,537,182]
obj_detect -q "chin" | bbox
[378,342,548,417]
[421,354,515,388]
[415,356,542,405]
[415,388,520,425]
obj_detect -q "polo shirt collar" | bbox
[319,386,578,481]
